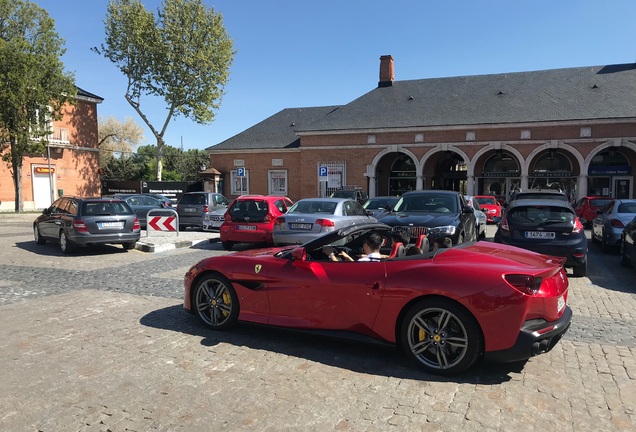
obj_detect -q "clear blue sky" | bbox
[34,0,636,151]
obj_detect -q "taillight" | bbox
[133,218,141,231]
[316,219,335,227]
[503,274,542,295]
[73,219,88,232]
[274,217,284,226]
[263,214,272,223]
[610,219,625,229]
[572,217,584,233]
[203,205,209,213]
[499,215,510,232]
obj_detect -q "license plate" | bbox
[290,223,312,230]
[557,295,565,313]
[184,208,197,213]
[237,225,256,230]
[211,220,223,227]
[98,221,124,229]
[525,231,555,239]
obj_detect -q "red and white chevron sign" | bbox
[148,216,176,231]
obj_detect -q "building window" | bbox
[268,170,288,195]
[230,169,249,195]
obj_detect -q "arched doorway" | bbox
[426,151,467,193]
[529,150,578,201]
[477,150,521,198]
[375,152,416,196]
[588,149,633,198]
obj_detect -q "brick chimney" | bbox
[378,55,394,87]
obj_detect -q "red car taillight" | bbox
[316,218,335,227]
[572,217,584,234]
[133,218,141,231]
[73,219,88,232]
[499,215,510,232]
[203,205,209,213]
[274,217,284,226]
[503,274,542,295]
[263,214,272,223]
[610,219,625,229]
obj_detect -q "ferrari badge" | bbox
[254,264,262,274]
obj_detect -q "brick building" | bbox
[0,88,103,211]
[208,56,636,202]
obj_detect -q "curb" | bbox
[135,238,217,253]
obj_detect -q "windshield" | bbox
[393,194,458,213]
[507,205,575,224]
[288,200,337,215]
[475,197,496,205]
[363,198,397,210]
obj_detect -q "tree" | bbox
[93,0,234,181]
[98,115,145,166]
[0,0,76,212]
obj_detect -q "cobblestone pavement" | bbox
[0,213,635,431]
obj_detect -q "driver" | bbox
[331,232,384,262]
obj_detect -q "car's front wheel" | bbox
[59,231,75,254]
[34,225,46,245]
[400,298,482,376]
[192,273,239,330]
[620,238,630,267]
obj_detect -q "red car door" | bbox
[264,258,387,332]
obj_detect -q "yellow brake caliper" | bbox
[221,291,231,317]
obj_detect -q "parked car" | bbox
[184,222,572,376]
[508,189,569,203]
[103,193,170,228]
[362,196,400,219]
[202,206,229,232]
[574,196,614,227]
[219,195,294,250]
[176,192,229,231]
[473,195,503,222]
[330,186,369,205]
[620,215,636,269]
[464,195,487,239]
[272,197,376,246]
[34,196,141,253]
[494,199,588,277]
[379,190,477,249]
[591,199,636,252]
[146,193,175,207]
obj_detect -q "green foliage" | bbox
[93,0,234,180]
[0,0,77,211]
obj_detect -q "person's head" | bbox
[363,232,384,253]
[433,237,452,250]
[405,245,422,256]
[391,230,410,246]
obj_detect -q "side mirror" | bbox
[291,247,307,261]
[42,208,50,215]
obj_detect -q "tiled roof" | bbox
[298,64,636,132]
[208,106,341,151]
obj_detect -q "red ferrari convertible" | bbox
[184,223,572,375]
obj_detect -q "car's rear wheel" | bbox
[572,259,587,277]
[457,233,464,245]
[192,273,239,330]
[123,242,136,250]
[600,231,610,253]
[400,298,482,376]
[59,231,75,254]
[620,239,630,267]
[222,241,234,251]
[34,225,46,245]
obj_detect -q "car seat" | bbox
[388,242,405,258]
[415,234,429,251]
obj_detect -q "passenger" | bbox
[336,232,384,262]
[405,245,423,256]
[433,237,453,250]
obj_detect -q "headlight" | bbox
[428,225,456,236]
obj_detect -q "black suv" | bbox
[330,186,368,205]
[34,197,141,253]
[379,190,477,249]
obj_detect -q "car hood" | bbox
[379,212,460,227]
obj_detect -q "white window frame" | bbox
[230,169,249,195]
[268,169,288,196]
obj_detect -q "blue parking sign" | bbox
[237,167,245,177]
[319,166,328,177]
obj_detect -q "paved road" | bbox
[0,214,635,431]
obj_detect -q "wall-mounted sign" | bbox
[34,167,54,174]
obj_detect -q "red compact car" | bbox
[574,196,614,227]
[473,195,503,222]
[185,223,571,376]
[220,195,293,250]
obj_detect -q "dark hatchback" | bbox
[379,190,477,249]
[620,215,636,269]
[34,197,141,254]
[494,199,588,277]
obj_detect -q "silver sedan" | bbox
[592,199,636,252]
[272,198,377,246]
